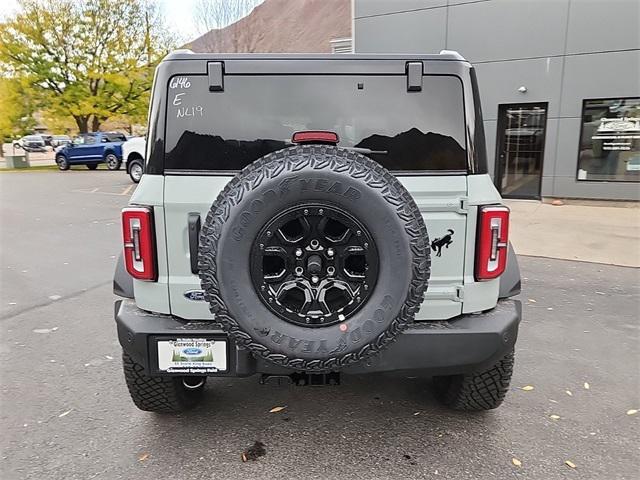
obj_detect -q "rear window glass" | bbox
[165,75,467,172]
[104,134,126,142]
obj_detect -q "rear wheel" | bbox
[128,160,143,183]
[434,351,515,411]
[55,155,69,171]
[122,353,205,413]
[105,153,121,170]
[86,163,98,170]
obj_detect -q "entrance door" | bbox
[495,103,548,199]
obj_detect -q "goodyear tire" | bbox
[198,146,430,372]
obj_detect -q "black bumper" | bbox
[115,299,521,377]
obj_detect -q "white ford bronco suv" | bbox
[114,51,522,413]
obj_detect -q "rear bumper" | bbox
[115,299,521,377]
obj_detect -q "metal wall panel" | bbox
[446,0,569,62]
[353,8,446,53]
[566,0,640,54]
[354,0,445,18]
[474,57,564,121]
[559,50,640,118]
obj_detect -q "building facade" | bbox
[353,0,640,200]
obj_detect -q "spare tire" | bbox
[198,146,430,371]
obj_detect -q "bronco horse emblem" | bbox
[431,229,454,257]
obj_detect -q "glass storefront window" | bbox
[577,97,640,182]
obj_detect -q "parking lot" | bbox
[1,170,638,480]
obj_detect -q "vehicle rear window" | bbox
[165,75,467,172]
[105,134,126,142]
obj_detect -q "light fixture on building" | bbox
[518,86,527,93]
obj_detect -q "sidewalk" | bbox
[506,200,640,268]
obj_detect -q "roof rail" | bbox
[439,50,466,61]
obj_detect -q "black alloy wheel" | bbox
[250,203,378,327]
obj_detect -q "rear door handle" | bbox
[188,213,201,274]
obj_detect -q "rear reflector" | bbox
[475,205,510,281]
[291,130,339,144]
[122,206,157,281]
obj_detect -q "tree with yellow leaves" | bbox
[0,0,176,134]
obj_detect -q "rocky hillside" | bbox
[186,0,351,53]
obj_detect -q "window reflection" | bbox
[577,98,640,182]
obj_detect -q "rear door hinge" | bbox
[406,61,423,92]
[207,61,224,92]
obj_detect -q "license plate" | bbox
[157,338,227,373]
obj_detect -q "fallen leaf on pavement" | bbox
[269,406,286,413]
[584,382,590,390]
[512,457,522,467]
[565,460,576,469]
[138,453,150,462]
[58,410,72,418]
[566,390,573,396]
[626,409,638,415]
[241,441,266,462]
[521,385,534,391]
[413,412,421,416]
[527,299,537,303]
[550,414,560,420]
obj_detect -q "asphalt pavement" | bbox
[1,170,638,480]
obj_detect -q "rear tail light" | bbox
[475,205,510,281]
[122,206,157,281]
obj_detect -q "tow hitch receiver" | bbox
[260,372,341,386]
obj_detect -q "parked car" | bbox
[121,136,145,183]
[55,132,126,170]
[51,135,71,148]
[12,135,47,152]
[114,51,521,414]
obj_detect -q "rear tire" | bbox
[105,153,121,170]
[434,351,514,411]
[86,163,98,170]
[122,353,205,413]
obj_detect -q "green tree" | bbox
[0,77,36,157]
[0,0,175,133]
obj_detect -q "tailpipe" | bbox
[182,377,206,389]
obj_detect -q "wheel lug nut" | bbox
[295,248,303,257]
[266,231,272,237]
[295,267,303,276]
[327,248,334,257]
[327,266,335,276]
[310,239,319,249]
[319,208,324,215]
[311,275,319,284]
[303,209,309,215]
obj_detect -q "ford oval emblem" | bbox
[184,290,205,301]
[182,347,203,355]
